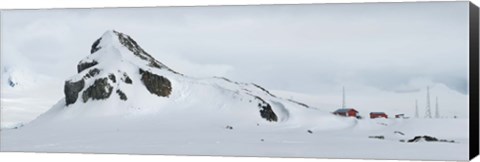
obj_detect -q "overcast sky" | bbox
[1,2,470,117]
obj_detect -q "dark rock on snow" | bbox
[90,38,102,54]
[84,68,100,79]
[108,74,116,83]
[394,131,405,136]
[116,89,127,101]
[254,96,278,122]
[64,79,85,106]
[82,78,113,102]
[139,69,171,97]
[407,135,455,143]
[113,31,170,70]
[77,60,98,73]
[122,73,132,84]
[368,135,385,140]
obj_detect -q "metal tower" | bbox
[415,99,419,118]
[424,86,432,118]
[342,86,346,108]
[435,97,440,118]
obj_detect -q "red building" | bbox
[333,108,359,117]
[370,112,388,119]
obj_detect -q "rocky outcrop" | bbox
[112,31,181,75]
[84,68,100,79]
[116,89,127,100]
[114,31,166,69]
[122,73,132,84]
[108,74,116,83]
[254,96,278,122]
[407,135,455,143]
[82,78,113,102]
[77,60,98,73]
[139,69,171,97]
[90,38,102,54]
[65,79,85,106]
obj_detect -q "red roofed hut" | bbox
[370,112,388,119]
[333,108,359,117]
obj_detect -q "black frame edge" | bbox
[470,1,480,161]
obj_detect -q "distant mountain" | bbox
[1,66,37,89]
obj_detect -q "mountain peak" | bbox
[66,30,176,106]
[88,30,175,73]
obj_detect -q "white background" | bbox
[0,0,478,162]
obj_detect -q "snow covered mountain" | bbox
[30,30,348,129]
[1,30,470,161]
[1,66,36,89]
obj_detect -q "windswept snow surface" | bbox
[0,31,469,161]
[1,117,469,161]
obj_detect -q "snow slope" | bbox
[0,30,469,161]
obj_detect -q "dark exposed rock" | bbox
[139,69,171,97]
[12,123,24,129]
[113,31,166,69]
[368,135,385,140]
[64,79,85,106]
[307,130,313,134]
[215,76,242,85]
[77,60,98,73]
[116,89,127,101]
[407,135,455,143]
[254,96,278,122]
[225,125,233,130]
[439,139,455,143]
[122,73,132,84]
[251,83,276,97]
[82,78,113,102]
[8,77,16,87]
[408,136,437,142]
[287,99,309,108]
[90,38,102,54]
[84,68,100,79]
[394,131,405,136]
[111,30,182,75]
[108,74,116,83]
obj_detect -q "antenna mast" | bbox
[342,86,346,108]
[435,97,440,118]
[415,99,419,118]
[425,86,432,118]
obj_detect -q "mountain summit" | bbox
[64,30,175,107]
